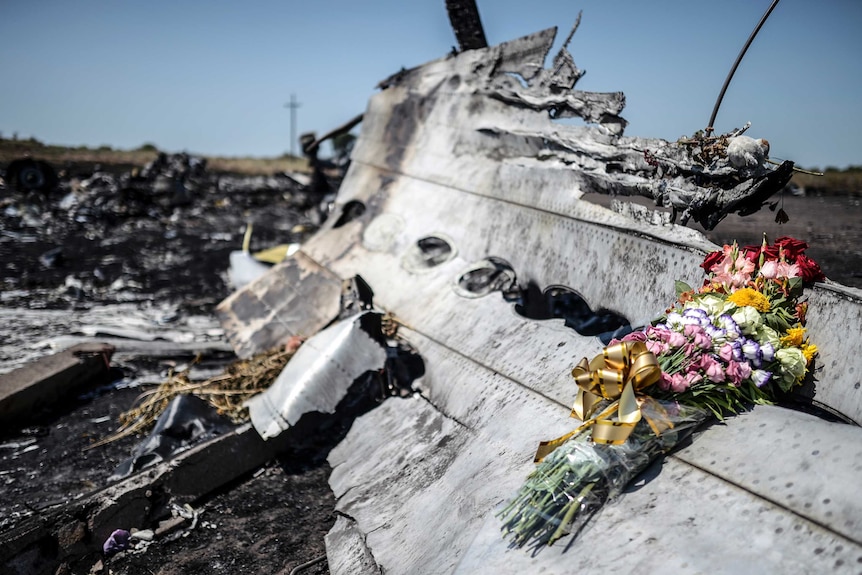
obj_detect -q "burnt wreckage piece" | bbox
[453,21,792,231]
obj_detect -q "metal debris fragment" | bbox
[246,311,387,440]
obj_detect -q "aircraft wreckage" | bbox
[4,18,862,575]
[216,25,862,574]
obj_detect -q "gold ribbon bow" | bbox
[534,341,668,462]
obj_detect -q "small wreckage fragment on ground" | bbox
[246,311,387,439]
[217,19,862,575]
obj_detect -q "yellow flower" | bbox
[802,343,818,364]
[781,326,806,347]
[727,287,771,312]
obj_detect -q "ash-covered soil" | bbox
[1,157,338,574]
[106,456,334,575]
[1,157,329,312]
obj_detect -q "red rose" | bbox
[741,244,761,261]
[795,254,825,283]
[775,236,809,259]
[760,243,780,261]
[701,250,723,271]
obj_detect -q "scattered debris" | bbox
[0,342,114,426]
[0,152,333,311]
[5,158,58,193]
[93,344,299,448]
[110,394,234,479]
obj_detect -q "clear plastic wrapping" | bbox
[499,401,707,548]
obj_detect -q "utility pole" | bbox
[284,93,301,157]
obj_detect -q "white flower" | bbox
[688,294,735,319]
[731,306,763,335]
[754,325,781,349]
[776,347,806,382]
[665,312,684,330]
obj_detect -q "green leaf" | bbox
[675,280,693,298]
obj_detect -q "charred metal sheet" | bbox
[217,251,342,358]
[445,0,488,52]
[216,22,862,575]
[0,342,114,425]
[246,311,386,439]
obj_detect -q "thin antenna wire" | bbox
[707,0,782,132]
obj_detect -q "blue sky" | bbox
[1,1,860,169]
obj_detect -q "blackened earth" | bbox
[1,161,336,574]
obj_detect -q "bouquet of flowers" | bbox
[499,236,824,548]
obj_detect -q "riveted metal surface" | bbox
[217,24,862,575]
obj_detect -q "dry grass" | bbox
[0,138,310,175]
[89,345,298,448]
[792,167,862,196]
[206,155,309,175]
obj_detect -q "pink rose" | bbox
[667,331,687,348]
[646,340,669,356]
[700,355,725,383]
[726,360,752,386]
[683,324,706,337]
[621,330,647,343]
[693,332,712,350]
[658,372,673,391]
[670,373,689,393]
[719,343,734,362]
[683,372,703,389]
[645,325,669,341]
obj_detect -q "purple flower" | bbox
[760,342,775,362]
[103,529,131,556]
[683,308,710,326]
[751,369,772,388]
[704,324,726,341]
[718,314,741,339]
[742,339,762,368]
[731,341,744,362]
